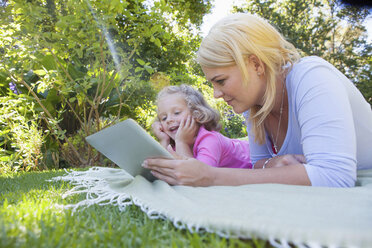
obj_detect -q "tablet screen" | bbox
[85,119,173,181]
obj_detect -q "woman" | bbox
[142,13,372,187]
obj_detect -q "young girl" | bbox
[152,84,252,169]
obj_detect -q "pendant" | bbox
[273,145,278,154]
[271,142,278,154]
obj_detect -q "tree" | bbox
[0,0,212,170]
[233,0,371,105]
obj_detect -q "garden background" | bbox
[0,0,371,246]
[1,0,370,173]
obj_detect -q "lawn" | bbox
[0,169,269,248]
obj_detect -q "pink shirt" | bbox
[192,126,252,169]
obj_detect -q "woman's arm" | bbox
[290,61,357,187]
[254,154,306,169]
[143,156,311,186]
[212,163,310,186]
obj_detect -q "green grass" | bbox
[0,169,270,248]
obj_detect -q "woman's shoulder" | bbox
[292,56,332,72]
[287,56,342,89]
[289,56,344,79]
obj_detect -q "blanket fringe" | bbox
[51,167,325,248]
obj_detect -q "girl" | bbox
[152,84,252,169]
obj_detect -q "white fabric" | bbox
[52,167,372,248]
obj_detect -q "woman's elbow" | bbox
[304,163,357,187]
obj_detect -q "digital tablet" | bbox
[85,118,173,181]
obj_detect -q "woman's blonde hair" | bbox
[196,13,300,144]
[157,84,222,131]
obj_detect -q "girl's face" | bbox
[157,93,192,140]
[202,60,266,114]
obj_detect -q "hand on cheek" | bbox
[152,121,171,146]
[176,115,198,146]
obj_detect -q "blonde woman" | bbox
[152,84,252,169]
[143,13,372,187]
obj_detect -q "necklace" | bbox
[270,80,285,154]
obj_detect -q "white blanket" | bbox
[52,167,372,248]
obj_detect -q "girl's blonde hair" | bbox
[157,84,222,131]
[196,13,300,144]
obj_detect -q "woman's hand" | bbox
[175,115,199,147]
[151,121,170,147]
[255,154,306,169]
[142,146,214,186]
[144,150,311,186]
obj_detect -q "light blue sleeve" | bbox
[291,62,357,187]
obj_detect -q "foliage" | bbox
[233,0,371,105]
[0,169,269,247]
[221,108,248,139]
[116,0,212,83]
[0,0,212,170]
[0,96,44,173]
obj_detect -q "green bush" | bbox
[0,0,214,171]
[220,108,247,139]
[0,96,44,172]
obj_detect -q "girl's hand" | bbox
[152,121,170,147]
[142,145,214,186]
[255,154,306,169]
[175,115,199,146]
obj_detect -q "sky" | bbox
[200,0,372,43]
[200,0,238,37]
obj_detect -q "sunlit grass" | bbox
[0,170,269,247]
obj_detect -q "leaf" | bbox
[33,70,47,76]
[135,67,143,73]
[40,55,57,71]
[144,65,154,74]
[45,88,61,106]
[67,64,86,80]
[154,38,161,47]
[150,25,160,33]
[136,59,146,65]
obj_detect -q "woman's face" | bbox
[202,61,266,114]
[157,93,192,140]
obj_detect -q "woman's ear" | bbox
[248,55,265,76]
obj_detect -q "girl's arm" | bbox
[174,116,199,158]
